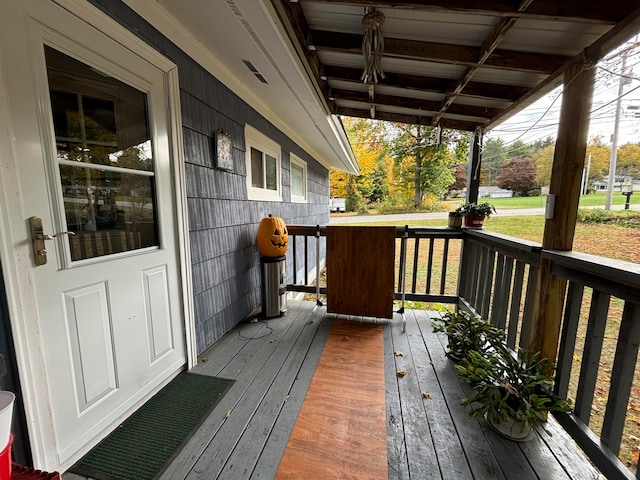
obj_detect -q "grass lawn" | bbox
[351,214,640,264]
[443,192,637,210]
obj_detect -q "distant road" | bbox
[329,204,639,224]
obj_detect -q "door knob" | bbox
[29,216,75,266]
[36,231,76,241]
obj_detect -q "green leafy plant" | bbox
[431,311,504,361]
[455,344,571,436]
[455,202,496,218]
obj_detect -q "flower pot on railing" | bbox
[448,212,463,228]
[455,202,496,230]
[464,215,486,228]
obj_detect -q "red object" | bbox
[11,464,60,480]
[0,434,12,480]
[464,215,485,228]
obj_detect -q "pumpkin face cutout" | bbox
[257,214,288,257]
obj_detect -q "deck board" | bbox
[404,309,473,480]
[64,300,601,480]
[390,311,441,478]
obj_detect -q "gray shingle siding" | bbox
[89,0,330,353]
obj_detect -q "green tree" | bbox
[530,136,555,154]
[506,140,533,160]
[388,124,458,208]
[481,137,508,185]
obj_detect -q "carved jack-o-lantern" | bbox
[257,214,288,257]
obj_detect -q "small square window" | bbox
[290,154,307,203]
[245,125,282,201]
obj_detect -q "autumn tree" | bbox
[617,143,640,177]
[449,165,467,193]
[388,124,460,208]
[585,136,611,182]
[532,144,554,187]
[496,157,537,196]
[333,117,390,210]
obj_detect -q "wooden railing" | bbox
[285,224,640,478]
[545,251,640,480]
[458,229,542,351]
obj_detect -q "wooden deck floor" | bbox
[66,300,600,480]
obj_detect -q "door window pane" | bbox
[46,46,159,261]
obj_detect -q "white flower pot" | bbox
[485,412,532,442]
[0,391,15,450]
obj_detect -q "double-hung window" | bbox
[290,154,307,203]
[245,124,281,201]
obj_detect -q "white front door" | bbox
[0,0,187,469]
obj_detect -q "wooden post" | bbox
[527,62,595,361]
[465,127,482,204]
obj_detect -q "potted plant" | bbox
[431,311,504,361]
[455,202,496,228]
[448,211,463,228]
[455,344,571,441]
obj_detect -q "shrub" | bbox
[577,209,640,228]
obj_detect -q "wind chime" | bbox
[361,8,385,118]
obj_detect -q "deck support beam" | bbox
[528,62,595,362]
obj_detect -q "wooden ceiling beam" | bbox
[335,106,481,131]
[330,88,502,119]
[311,30,569,74]
[322,65,527,102]
[307,0,631,24]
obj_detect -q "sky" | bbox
[486,41,640,147]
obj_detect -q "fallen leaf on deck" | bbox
[422,392,431,399]
[225,410,232,418]
[284,395,290,402]
[396,370,406,377]
[394,351,404,357]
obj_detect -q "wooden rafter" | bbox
[310,29,571,74]
[330,88,501,119]
[322,65,528,102]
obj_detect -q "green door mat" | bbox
[70,372,234,480]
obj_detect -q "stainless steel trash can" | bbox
[260,255,287,318]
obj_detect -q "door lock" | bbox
[29,216,75,266]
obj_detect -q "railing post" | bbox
[315,225,322,306]
[398,226,409,332]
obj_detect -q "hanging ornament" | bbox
[361,8,385,84]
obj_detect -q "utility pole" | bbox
[583,153,592,195]
[604,40,640,208]
[605,50,627,210]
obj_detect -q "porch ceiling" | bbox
[146,1,640,173]
[276,1,640,132]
